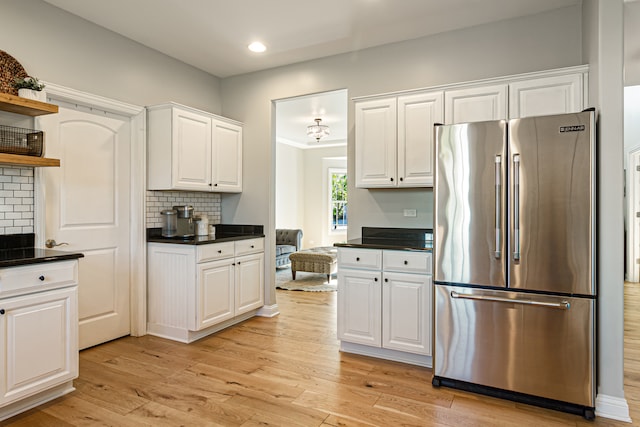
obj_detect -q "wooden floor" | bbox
[2,283,640,426]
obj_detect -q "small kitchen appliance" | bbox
[172,205,195,238]
[160,209,177,237]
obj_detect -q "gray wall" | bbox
[583,0,626,407]
[625,1,640,86]
[220,5,584,306]
[275,142,305,230]
[0,0,222,113]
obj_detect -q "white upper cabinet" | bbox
[397,92,443,187]
[508,73,584,119]
[212,119,243,192]
[355,91,443,188]
[354,66,588,191]
[444,84,508,124]
[173,107,212,191]
[355,98,397,188]
[148,103,243,193]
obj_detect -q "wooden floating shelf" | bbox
[0,153,60,167]
[0,92,58,116]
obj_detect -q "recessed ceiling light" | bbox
[248,42,266,53]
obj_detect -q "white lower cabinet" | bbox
[147,238,264,343]
[0,261,79,421]
[337,248,432,367]
[197,258,234,329]
[337,268,382,346]
[382,271,431,355]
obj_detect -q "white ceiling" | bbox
[42,0,583,148]
[42,0,579,79]
[276,90,348,149]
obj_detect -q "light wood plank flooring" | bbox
[2,283,639,426]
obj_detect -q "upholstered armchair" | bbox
[275,229,303,268]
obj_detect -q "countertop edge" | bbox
[334,242,432,252]
[148,234,265,245]
[0,252,84,269]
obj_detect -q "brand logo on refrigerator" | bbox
[559,125,585,133]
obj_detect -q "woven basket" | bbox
[0,50,28,96]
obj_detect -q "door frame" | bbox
[627,147,640,283]
[34,82,147,336]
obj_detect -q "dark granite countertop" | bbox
[334,227,433,252]
[0,234,84,268]
[147,224,264,245]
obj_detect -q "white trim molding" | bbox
[596,394,632,422]
[256,304,280,317]
[42,82,142,117]
[35,81,147,338]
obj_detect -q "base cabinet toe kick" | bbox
[336,247,432,367]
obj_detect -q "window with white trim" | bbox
[329,168,347,232]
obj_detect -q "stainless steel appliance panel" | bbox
[508,111,595,295]
[434,285,595,407]
[434,121,507,288]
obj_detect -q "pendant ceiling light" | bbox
[307,118,330,142]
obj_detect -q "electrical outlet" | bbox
[403,209,417,217]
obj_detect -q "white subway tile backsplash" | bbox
[0,166,36,234]
[146,190,221,228]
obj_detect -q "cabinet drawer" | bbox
[338,248,382,270]
[197,242,235,263]
[0,261,78,298]
[383,250,432,274]
[235,238,264,256]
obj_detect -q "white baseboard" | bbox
[257,304,279,317]
[596,394,632,422]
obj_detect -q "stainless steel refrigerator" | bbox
[432,110,596,419]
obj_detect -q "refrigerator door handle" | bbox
[450,290,570,310]
[494,155,501,259]
[513,154,521,262]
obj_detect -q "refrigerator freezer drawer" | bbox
[434,285,595,407]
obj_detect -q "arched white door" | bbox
[37,104,132,349]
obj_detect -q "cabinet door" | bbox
[0,287,78,406]
[445,84,507,124]
[355,98,397,188]
[196,258,234,330]
[337,269,382,346]
[508,74,583,119]
[397,91,443,187]
[212,120,242,193]
[235,253,264,315]
[172,108,212,191]
[382,272,431,355]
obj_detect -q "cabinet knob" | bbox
[214,183,218,187]
[374,277,378,282]
[0,309,4,315]
[384,278,388,282]
[399,177,404,182]
[209,183,212,186]
[404,260,408,265]
[356,257,360,261]
[237,261,241,265]
[39,275,45,281]
[390,177,394,182]
[218,250,222,253]
[251,245,254,248]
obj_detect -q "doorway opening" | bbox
[274,89,347,292]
